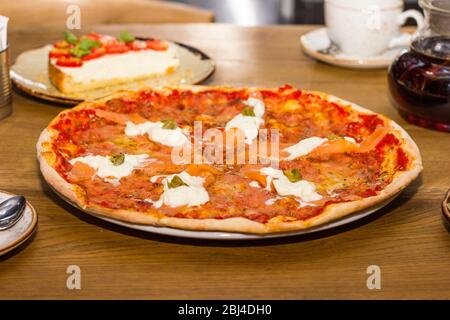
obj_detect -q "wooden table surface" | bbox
[1,24,449,300]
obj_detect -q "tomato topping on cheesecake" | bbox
[48,30,171,67]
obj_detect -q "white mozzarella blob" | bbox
[147,171,209,208]
[283,137,328,160]
[225,115,264,144]
[260,167,323,204]
[125,121,189,147]
[283,136,359,161]
[69,154,150,184]
[225,97,265,145]
[245,97,265,117]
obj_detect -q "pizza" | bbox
[37,85,422,234]
[49,31,179,93]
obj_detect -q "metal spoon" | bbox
[0,196,26,231]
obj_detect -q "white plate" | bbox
[84,193,399,240]
[300,27,408,69]
[0,191,38,255]
[11,40,215,105]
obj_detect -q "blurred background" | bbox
[1,0,422,30]
[173,0,421,25]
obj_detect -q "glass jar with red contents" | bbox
[388,0,450,132]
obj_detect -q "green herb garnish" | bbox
[69,38,100,58]
[242,107,255,117]
[161,119,177,130]
[109,153,125,166]
[64,31,78,45]
[283,168,302,183]
[78,38,100,51]
[167,175,188,189]
[69,47,89,58]
[327,133,340,140]
[118,30,135,43]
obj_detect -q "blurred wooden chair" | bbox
[2,0,214,30]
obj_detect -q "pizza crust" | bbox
[37,86,423,234]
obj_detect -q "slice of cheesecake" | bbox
[48,31,180,93]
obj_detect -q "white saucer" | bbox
[0,191,38,256]
[300,27,409,69]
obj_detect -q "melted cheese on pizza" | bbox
[146,171,209,208]
[69,154,150,185]
[260,167,322,204]
[283,137,328,160]
[225,97,265,144]
[125,121,190,147]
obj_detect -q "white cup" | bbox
[325,0,424,57]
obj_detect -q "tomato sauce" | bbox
[50,32,170,67]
